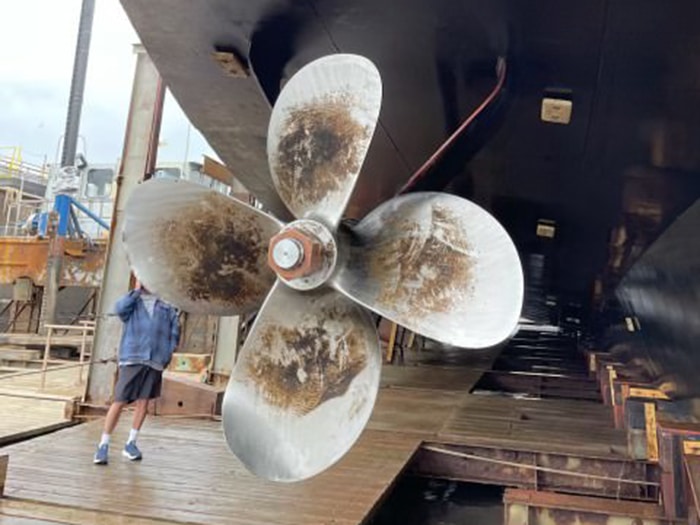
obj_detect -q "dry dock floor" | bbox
[0,362,628,524]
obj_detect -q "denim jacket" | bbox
[115,290,180,369]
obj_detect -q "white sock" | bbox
[127,428,139,444]
[99,433,110,447]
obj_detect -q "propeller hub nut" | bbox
[271,238,304,270]
[268,229,325,280]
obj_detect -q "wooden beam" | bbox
[202,155,235,187]
[645,402,659,462]
[154,373,224,416]
[385,322,398,363]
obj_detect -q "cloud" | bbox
[0,0,216,165]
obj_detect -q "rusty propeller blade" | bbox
[222,281,381,482]
[121,54,525,483]
[267,54,382,228]
[331,192,524,348]
[122,178,282,315]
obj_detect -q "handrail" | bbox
[0,158,49,184]
[40,323,95,389]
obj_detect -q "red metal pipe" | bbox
[398,57,507,194]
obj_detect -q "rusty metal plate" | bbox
[0,238,49,285]
[222,281,381,481]
[61,240,106,287]
[0,238,105,287]
[333,192,523,349]
[267,54,382,227]
[122,179,282,315]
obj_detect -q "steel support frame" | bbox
[411,444,660,501]
[504,488,674,525]
[658,422,700,520]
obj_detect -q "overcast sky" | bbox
[0,0,216,167]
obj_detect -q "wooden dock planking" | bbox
[380,364,484,392]
[1,418,422,525]
[369,388,463,437]
[0,363,633,524]
[0,498,180,525]
[0,396,73,446]
[438,394,628,458]
[0,365,86,398]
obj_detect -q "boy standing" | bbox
[93,284,179,464]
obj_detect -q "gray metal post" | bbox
[86,45,164,404]
[61,0,95,167]
[40,0,95,330]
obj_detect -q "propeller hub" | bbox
[267,219,338,291]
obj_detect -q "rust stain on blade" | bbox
[247,312,368,415]
[157,192,275,312]
[370,205,474,318]
[274,95,368,213]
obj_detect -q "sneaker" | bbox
[93,444,109,465]
[122,441,142,461]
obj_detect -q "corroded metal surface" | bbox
[267,54,381,227]
[504,489,670,525]
[61,239,106,287]
[685,455,700,512]
[0,237,105,287]
[370,204,472,315]
[122,179,282,315]
[0,238,50,285]
[250,314,368,415]
[271,219,338,291]
[414,445,659,501]
[223,281,381,481]
[333,192,524,349]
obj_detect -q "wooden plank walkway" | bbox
[1,419,421,525]
[0,366,86,398]
[0,362,628,524]
[0,365,84,447]
[0,396,73,446]
[438,394,628,458]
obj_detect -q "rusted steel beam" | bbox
[412,444,660,501]
[0,238,49,284]
[685,455,700,518]
[0,237,106,287]
[504,488,672,525]
[658,421,700,519]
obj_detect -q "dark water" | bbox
[369,477,503,525]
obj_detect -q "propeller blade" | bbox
[122,178,282,315]
[267,54,382,228]
[332,192,524,348]
[222,281,381,481]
